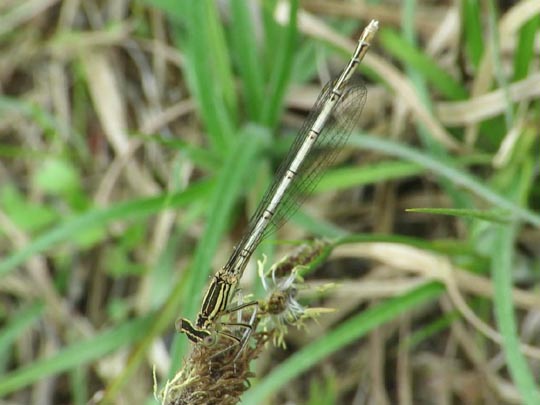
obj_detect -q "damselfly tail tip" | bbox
[366,20,379,35]
[359,20,379,46]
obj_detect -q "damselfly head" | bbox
[176,317,212,344]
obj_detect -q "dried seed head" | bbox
[257,241,330,347]
[159,327,270,405]
[270,239,330,279]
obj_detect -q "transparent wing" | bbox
[226,77,367,268]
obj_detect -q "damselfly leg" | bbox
[176,291,259,349]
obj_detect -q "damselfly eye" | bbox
[203,334,217,346]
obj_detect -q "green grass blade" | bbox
[202,0,239,123]
[261,0,280,80]
[402,311,460,350]
[243,282,444,403]
[290,209,348,239]
[176,1,236,151]
[143,0,238,140]
[487,1,513,129]
[513,14,539,81]
[348,134,540,227]
[0,96,71,141]
[141,0,184,20]
[315,161,423,193]
[378,28,468,100]
[316,155,490,193]
[336,233,478,258]
[485,131,539,403]
[462,0,484,69]
[0,180,213,277]
[69,366,88,405]
[406,208,511,224]
[400,1,473,213]
[0,302,45,368]
[230,0,265,121]
[261,0,298,128]
[140,133,222,172]
[100,260,193,402]
[0,315,153,396]
[492,225,540,404]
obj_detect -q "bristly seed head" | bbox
[257,241,331,347]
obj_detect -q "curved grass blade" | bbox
[0,180,213,277]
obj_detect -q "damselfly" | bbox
[178,20,379,346]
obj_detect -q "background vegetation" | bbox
[1,0,539,404]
